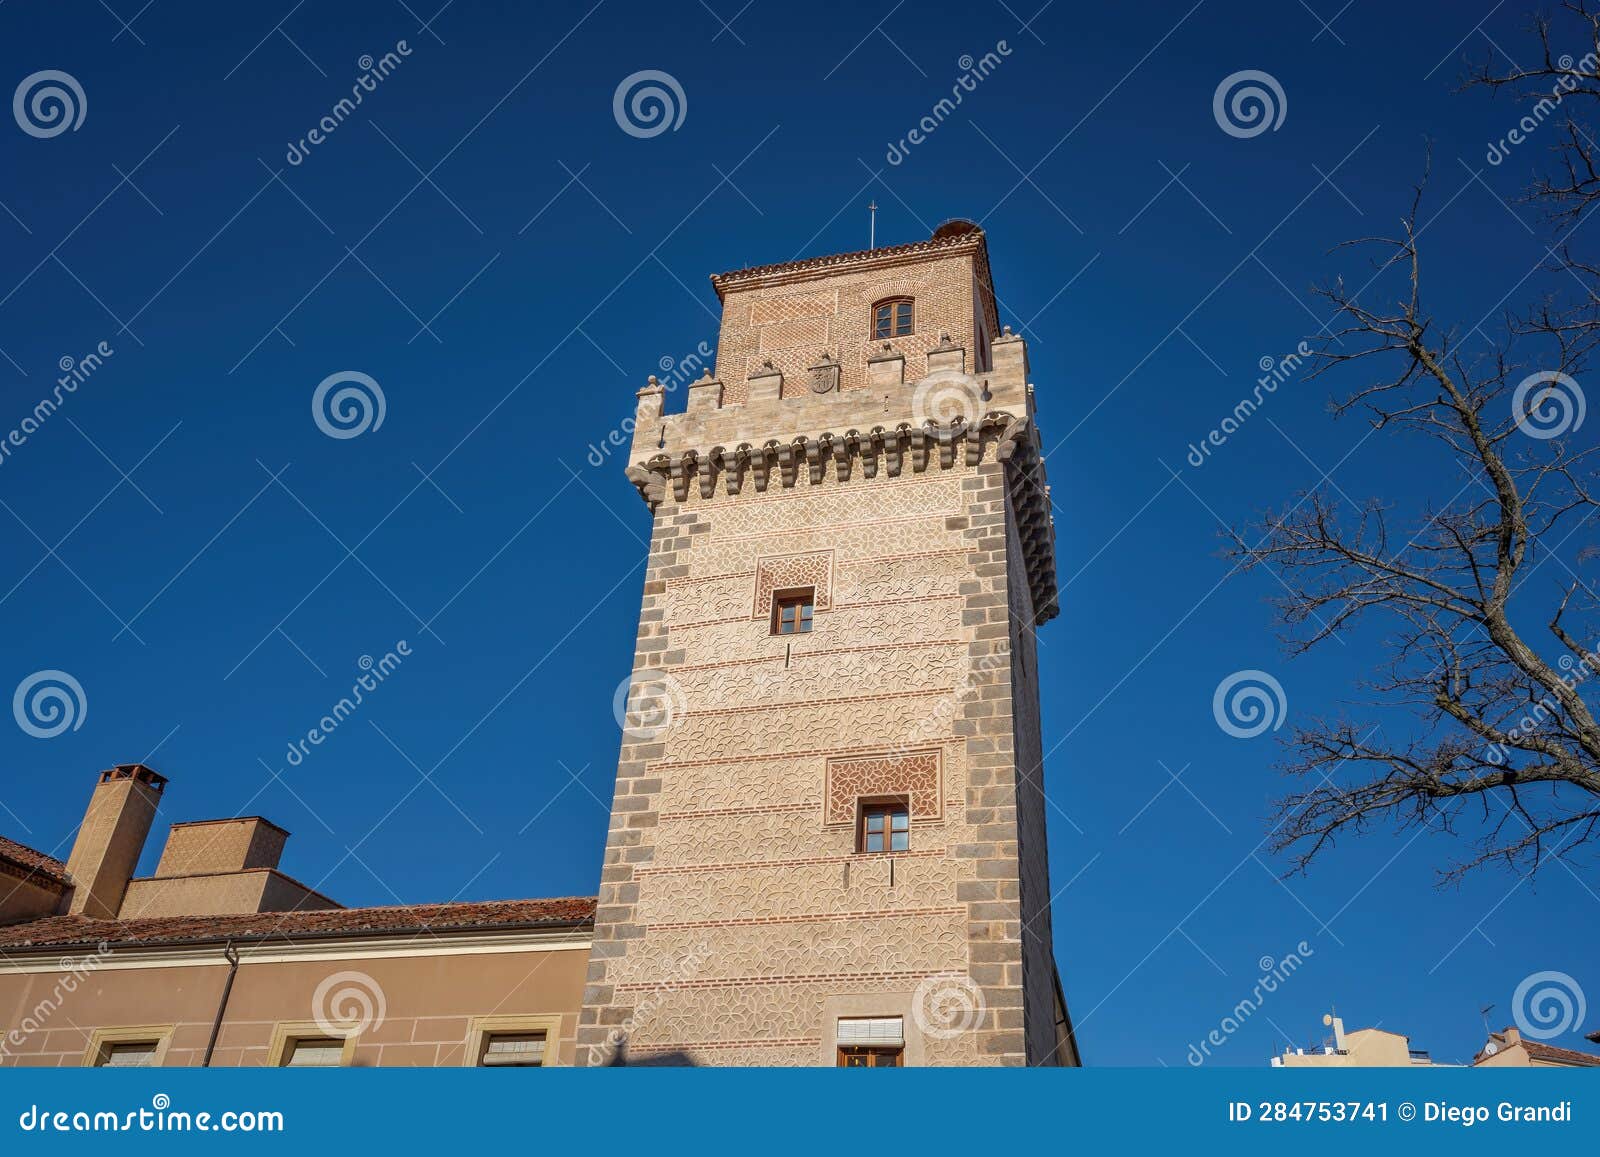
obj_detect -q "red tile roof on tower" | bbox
[0,896,596,950]
[0,834,72,888]
[709,220,989,299]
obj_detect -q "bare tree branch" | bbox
[1230,42,1600,879]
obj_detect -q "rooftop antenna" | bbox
[1480,1003,1495,1035]
[868,200,878,250]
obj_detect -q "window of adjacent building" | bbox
[872,297,914,339]
[283,1038,346,1067]
[837,1017,904,1067]
[771,587,815,635]
[98,1041,159,1068]
[859,801,910,853]
[478,1031,548,1067]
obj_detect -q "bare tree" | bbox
[1230,8,1600,883]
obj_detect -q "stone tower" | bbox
[578,221,1076,1066]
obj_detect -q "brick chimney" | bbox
[63,764,166,918]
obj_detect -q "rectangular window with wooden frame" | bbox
[859,799,910,853]
[770,587,814,635]
[838,1046,904,1067]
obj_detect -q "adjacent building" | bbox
[1272,1014,1443,1067]
[0,222,1079,1068]
[0,769,592,1067]
[1271,1012,1600,1068]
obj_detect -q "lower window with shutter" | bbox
[99,1041,159,1068]
[479,1031,548,1067]
[284,1038,346,1067]
[83,1028,172,1068]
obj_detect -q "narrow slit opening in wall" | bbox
[785,643,791,668]
[889,858,895,887]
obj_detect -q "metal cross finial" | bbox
[868,200,878,249]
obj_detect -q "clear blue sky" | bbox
[0,0,1594,1066]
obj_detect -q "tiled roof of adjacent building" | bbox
[1518,1039,1600,1066]
[0,896,596,951]
[0,834,72,888]
[709,219,989,298]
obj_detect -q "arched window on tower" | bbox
[871,297,914,339]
